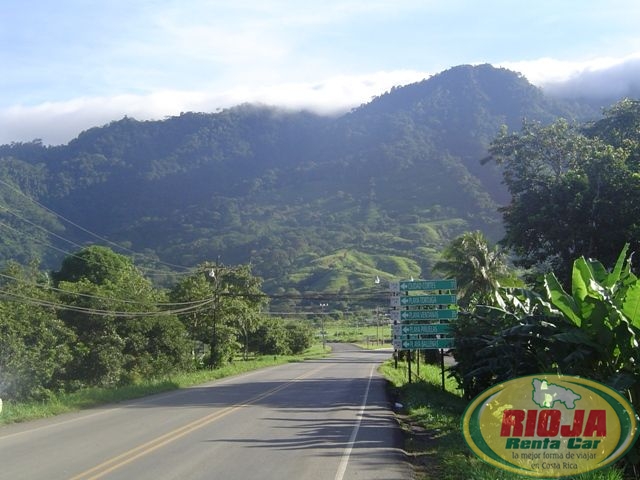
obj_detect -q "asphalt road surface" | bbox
[0,345,412,480]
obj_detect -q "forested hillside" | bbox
[0,64,601,294]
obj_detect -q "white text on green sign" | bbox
[390,294,457,307]
[390,309,458,321]
[394,338,454,350]
[393,323,452,335]
[389,279,457,292]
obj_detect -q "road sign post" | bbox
[389,278,457,387]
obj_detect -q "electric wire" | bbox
[0,180,391,314]
[0,204,198,279]
[0,203,86,251]
[0,287,215,317]
[0,286,387,319]
[0,272,389,319]
[0,217,196,280]
[0,271,212,308]
[0,182,392,302]
[0,219,80,259]
[0,177,195,274]
[262,311,338,316]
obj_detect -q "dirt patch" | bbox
[393,411,447,480]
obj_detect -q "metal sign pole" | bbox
[440,348,446,391]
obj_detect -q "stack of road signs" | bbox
[389,279,457,350]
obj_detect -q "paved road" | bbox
[0,345,411,480]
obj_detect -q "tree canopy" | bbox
[432,230,515,308]
[486,100,640,284]
[0,246,308,401]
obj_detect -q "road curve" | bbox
[0,345,411,480]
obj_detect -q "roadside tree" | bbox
[485,104,640,285]
[170,262,267,368]
[0,262,74,400]
[53,246,190,387]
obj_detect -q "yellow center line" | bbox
[69,365,326,480]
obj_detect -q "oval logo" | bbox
[461,374,638,478]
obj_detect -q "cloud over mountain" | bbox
[544,56,640,100]
[504,55,640,101]
[2,58,640,146]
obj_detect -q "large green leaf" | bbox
[581,298,612,345]
[586,258,609,285]
[621,282,640,329]
[551,331,599,349]
[604,243,629,288]
[571,257,592,302]
[545,273,582,326]
[571,258,608,321]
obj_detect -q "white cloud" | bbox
[499,54,640,98]
[0,70,429,145]
[4,52,640,146]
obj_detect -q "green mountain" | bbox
[0,64,601,295]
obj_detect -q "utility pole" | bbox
[320,303,328,350]
[206,257,222,368]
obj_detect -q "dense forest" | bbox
[0,64,604,299]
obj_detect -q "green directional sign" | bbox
[394,294,456,307]
[393,323,453,335]
[393,338,455,350]
[390,279,457,292]
[400,279,457,292]
[390,309,458,321]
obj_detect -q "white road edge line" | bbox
[334,364,375,480]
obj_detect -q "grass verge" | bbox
[0,344,328,426]
[380,360,626,480]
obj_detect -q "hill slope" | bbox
[0,64,601,294]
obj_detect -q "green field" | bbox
[320,320,392,347]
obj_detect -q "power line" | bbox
[0,203,86,250]
[0,276,389,319]
[0,177,194,273]
[0,220,79,258]
[0,271,210,308]
[262,311,340,316]
[0,218,197,279]
[0,287,215,318]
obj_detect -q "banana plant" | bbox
[451,291,595,399]
[544,244,640,398]
[453,245,640,400]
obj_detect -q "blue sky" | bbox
[2,0,640,144]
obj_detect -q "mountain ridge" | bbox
[0,64,607,295]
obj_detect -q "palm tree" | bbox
[433,231,512,308]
